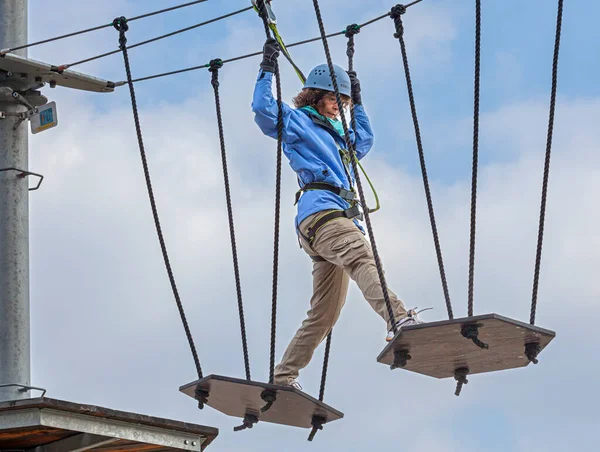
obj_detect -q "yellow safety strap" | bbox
[252,1,306,84]
[270,24,306,84]
[338,144,380,214]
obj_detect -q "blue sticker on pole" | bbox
[31,101,58,134]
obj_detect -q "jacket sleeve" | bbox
[252,69,296,142]
[352,104,375,160]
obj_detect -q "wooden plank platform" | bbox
[377,313,555,378]
[0,397,218,451]
[179,375,343,429]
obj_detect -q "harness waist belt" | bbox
[294,182,356,205]
[305,205,363,243]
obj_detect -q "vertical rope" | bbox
[346,24,359,132]
[390,6,454,320]
[318,331,333,401]
[209,60,251,381]
[468,0,481,317]
[113,17,203,379]
[255,0,284,385]
[311,0,398,334]
[530,0,564,325]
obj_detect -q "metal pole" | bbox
[0,0,31,402]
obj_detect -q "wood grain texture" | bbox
[180,375,344,429]
[377,313,555,378]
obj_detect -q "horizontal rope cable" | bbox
[119,8,406,85]
[57,6,253,71]
[1,0,210,55]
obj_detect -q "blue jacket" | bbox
[252,69,375,229]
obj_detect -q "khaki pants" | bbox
[274,210,408,385]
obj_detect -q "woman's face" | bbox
[317,92,341,119]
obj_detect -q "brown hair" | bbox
[292,88,352,111]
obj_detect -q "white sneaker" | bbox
[385,308,430,342]
[286,379,303,391]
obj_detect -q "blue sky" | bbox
[18,1,600,451]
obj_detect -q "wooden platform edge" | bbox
[376,313,556,372]
[179,374,345,419]
[0,397,219,449]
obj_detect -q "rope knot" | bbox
[112,16,129,48]
[194,387,209,410]
[233,413,259,432]
[260,389,277,413]
[390,5,406,38]
[209,59,223,88]
[525,342,541,364]
[454,367,469,396]
[390,348,411,370]
[112,16,129,32]
[461,323,489,349]
[208,58,223,72]
[344,23,361,38]
[307,415,327,442]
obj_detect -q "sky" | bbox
[12,0,600,450]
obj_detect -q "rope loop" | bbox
[454,367,469,396]
[260,389,277,413]
[233,413,259,432]
[209,58,223,88]
[195,387,209,410]
[390,348,412,370]
[112,16,129,48]
[525,342,541,364]
[461,323,489,349]
[307,415,326,442]
[112,16,129,31]
[344,23,361,38]
[208,58,223,71]
[390,5,407,38]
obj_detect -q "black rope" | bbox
[468,0,481,318]
[233,413,259,432]
[390,348,412,370]
[346,23,359,133]
[308,415,327,442]
[530,0,564,326]
[57,6,253,71]
[254,0,285,387]
[260,389,277,413]
[112,16,205,395]
[1,0,209,55]
[208,58,252,382]
[312,0,398,336]
[461,323,489,349]
[390,5,454,320]
[318,331,333,401]
[454,367,469,396]
[525,342,541,364]
[121,10,396,86]
[195,386,209,409]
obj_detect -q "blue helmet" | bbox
[303,63,351,97]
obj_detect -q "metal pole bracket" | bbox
[0,167,44,191]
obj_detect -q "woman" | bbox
[252,38,423,390]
